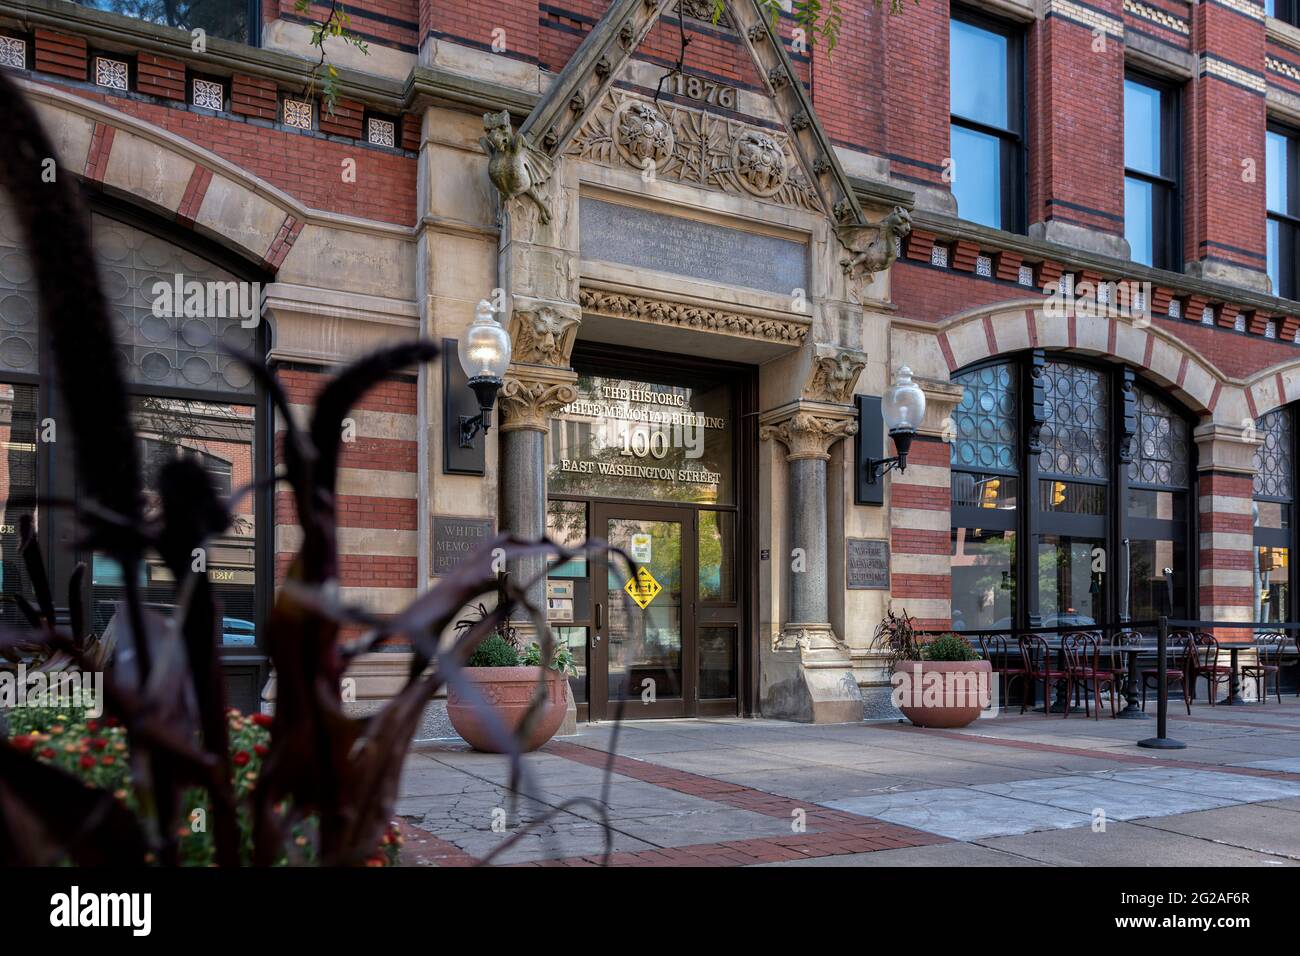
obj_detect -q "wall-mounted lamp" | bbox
[457,299,512,447]
[864,365,926,484]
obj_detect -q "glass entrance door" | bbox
[590,504,694,719]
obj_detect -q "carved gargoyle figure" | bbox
[514,306,573,366]
[837,206,913,283]
[481,110,554,224]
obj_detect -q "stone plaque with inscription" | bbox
[579,197,807,296]
[432,516,495,576]
[846,538,890,590]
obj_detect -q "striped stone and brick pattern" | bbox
[274,364,420,640]
[1198,470,1255,629]
[887,435,952,630]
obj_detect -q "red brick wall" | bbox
[1185,2,1267,280]
[280,0,419,51]
[1030,9,1125,237]
[38,81,417,226]
[879,0,949,189]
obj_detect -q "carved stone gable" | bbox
[568,90,822,213]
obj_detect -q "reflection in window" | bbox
[950,528,1014,632]
[698,510,734,602]
[1254,408,1295,622]
[0,383,38,628]
[1129,538,1185,621]
[951,361,1017,472]
[70,1,256,46]
[698,625,736,699]
[1038,535,1105,626]
[554,625,588,704]
[92,396,257,644]
[545,499,588,578]
[1123,76,1179,270]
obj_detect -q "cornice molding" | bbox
[578,285,809,346]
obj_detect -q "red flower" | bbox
[11,734,36,753]
[232,751,250,767]
[85,719,99,732]
[251,713,272,728]
[90,738,108,751]
[254,744,269,757]
[79,755,96,769]
[39,748,56,759]
[101,755,116,766]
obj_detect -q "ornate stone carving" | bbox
[613,99,674,170]
[578,288,808,344]
[680,0,733,27]
[760,412,857,461]
[481,110,554,224]
[498,374,579,433]
[805,346,867,405]
[773,623,845,654]
[567,90,822,213]
[508,304,580,367]
[836,206,912,284]
[731,130,786,197]
[768,66,790,91]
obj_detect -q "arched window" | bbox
[950,354,1194,633]
[1253,408,1294,622]
[0,191,269,710]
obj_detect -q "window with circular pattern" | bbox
[1039,361,1109,480]
[950,361,1018,474]
[1254,408,1293,501]
[1128,386,1190,488]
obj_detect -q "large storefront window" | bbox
[545,348,751,720]
[0,190,267,708]
[1253,408,1294,623]
[950,355,1194,633]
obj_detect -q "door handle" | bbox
[594,602,603,633]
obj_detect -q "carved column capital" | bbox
[498,367,578,434]
[760,410,857,461]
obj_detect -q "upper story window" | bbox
[1124,74,1180,271]
[949,11,1025,233]
[69,1,259,46]
[1269,0,1300,27]
[1267,126,1299,299]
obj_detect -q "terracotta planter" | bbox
[892,659,992,729]
[446,666,568,753]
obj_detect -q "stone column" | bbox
[497,363,578,617]
[758,344,867,724]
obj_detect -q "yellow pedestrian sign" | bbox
[624,566,662,609]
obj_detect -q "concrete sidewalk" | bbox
[396,701,1300,866]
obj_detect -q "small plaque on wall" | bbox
[846,538,890,590]
[432,516,495,576]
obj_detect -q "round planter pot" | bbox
[894,659,992,729]
[446,666,569,753]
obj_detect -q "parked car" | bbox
[221,617,256,647]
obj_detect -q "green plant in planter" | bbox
[521,641,578,677]
[466,633,522,668]
[921,633,981,662]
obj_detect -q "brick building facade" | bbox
[2,0,1298,722]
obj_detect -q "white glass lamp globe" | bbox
[458,300,512,382]
[882,365,926,436]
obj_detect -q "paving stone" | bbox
[980,820,1300,866]
[822,787,1093,840]
[752,841,1045,867]
[1110,768,1300,803]
[974,775,1238,820]
[1137,804,1300,860]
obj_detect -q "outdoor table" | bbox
[1217,642,1267,705]
[1106,641,1151,720]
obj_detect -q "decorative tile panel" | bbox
[367,117,395,147]
[975,255,992,278]
[95,56,128,91]
[282,97,312,130]
[0,36,26,70]
[1018,264,1034,286]
[192,78,223,111]
[930,245,949,268]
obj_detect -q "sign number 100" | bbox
[621,429,669,459]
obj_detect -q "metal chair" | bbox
[976,632,1027,712]
[1019,634,1070,717]
[1141,631,1192,715]
[1186,632,1233,706]
[1063,631,1118,719]
[1241,632,1287,705]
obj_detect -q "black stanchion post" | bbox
[1139,615,1186,750]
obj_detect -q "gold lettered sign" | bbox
[623,567,662,609]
